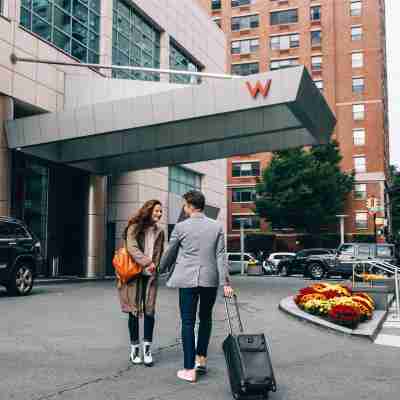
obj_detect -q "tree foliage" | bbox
[255,141,354,233]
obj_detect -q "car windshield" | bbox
[338,244,355,256]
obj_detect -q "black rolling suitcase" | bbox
[222,295,277,400]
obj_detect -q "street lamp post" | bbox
[336,215,348,244]
[238,218,247,275]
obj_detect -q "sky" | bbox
[386,0,400,168]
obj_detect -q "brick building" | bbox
[198,0,390,250]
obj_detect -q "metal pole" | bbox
[240,219,245,276]
[10,53,239,80]
[340,217,345,244]
[395,266,400,320]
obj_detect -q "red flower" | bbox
[329,305,360,321]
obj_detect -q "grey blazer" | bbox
[159,213,230,288]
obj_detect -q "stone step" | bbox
[374,333,400,348]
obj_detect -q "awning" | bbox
[5,66,336,175]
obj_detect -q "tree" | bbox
[390,165,400,242]
[255,141,354,234]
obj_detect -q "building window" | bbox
[231,39,259,54]
[232,62,259,76]
[112,0,160,81]
[353,104,365,120]
[351,26,363,41]
[353,128,366,145]
[354,184,367,200]
[311,55,322,71]
[314,80,323,91]
[0,0,4,15]
[355,212,368,230]
[270,33,300,50]
[232,215,260,230]
[352,52,364,68]
[270,58,299,70]
[232,161,260,177]
[310,5,321,21]
[170,43,201,84]
[231,14,259,31]
[20,0,100,64]
[350,1,362,17]
[311,30,322,47]
[169,166,201,196]
[232,187,257,203]
[352,77,364,93]
[270,9,298,25]
[231,0,253,7]
[354,156,366,173]
[212,0,221,10]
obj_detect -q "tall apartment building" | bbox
[199,0,390,250]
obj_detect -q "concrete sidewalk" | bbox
[2,277,400,400]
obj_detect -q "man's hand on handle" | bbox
[224,285,234,298]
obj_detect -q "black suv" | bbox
[278,248,335,276]
[0,217,43,295]
[305,242,398,280]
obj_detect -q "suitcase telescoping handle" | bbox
[224,294,244,335]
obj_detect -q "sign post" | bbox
[366,197,384,243]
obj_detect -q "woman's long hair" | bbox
[125,199,162,239]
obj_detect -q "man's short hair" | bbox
[183,190,205,211]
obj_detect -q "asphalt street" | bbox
[1,276,399,400]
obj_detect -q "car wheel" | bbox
[7,263,34,296]
[280,265,290,277]
[309,263,325,280]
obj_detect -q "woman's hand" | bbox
[145,263,156,275]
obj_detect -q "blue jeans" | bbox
[179,286,218,369]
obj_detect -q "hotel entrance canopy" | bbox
[5,67,336,175]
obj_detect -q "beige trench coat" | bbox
[117,224,165,316]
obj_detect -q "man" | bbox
[159,190,234,383]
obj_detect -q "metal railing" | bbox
[352,259,400,321]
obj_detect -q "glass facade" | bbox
[112,0,160,81]
[170,42,201,84]
[169,166,201,196]
[20,0,101,63]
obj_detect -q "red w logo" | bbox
[246,80,272,98]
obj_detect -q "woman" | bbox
[117,200,165,367]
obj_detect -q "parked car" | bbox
[0,217,43,295]
[227,253,258,274]
[305,242,398,280]
[262,259,278,275]
[268,252,296,268]
[278,248,335,276]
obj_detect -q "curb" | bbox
[279,296,388,342]
[36,276,116,286]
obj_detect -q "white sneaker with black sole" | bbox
[129,345,142,365]
[143,342,153,367]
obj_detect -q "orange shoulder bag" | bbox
[112,242,142,284]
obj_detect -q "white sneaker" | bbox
[129,345,142,365]
[143,342,153,367]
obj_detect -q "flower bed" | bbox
[294,283,375,329]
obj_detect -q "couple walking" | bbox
[117,190,234,383]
